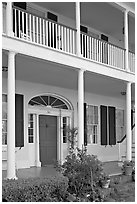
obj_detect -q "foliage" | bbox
[2,175,68,202]
[57,146,105,201]
[66,127,78,154]
[122,160,135,174]
[132,167,135,181]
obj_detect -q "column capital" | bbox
[78,68,86,73]
[8,50,17,56]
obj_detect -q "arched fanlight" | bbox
[28,95,71,110]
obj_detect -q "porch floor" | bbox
[2,161,122,180]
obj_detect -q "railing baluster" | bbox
[46,20,48,46]
[18,10,20,38]
[39,18,42,44]
[61,26,64,51]
[43,19,45,45]
[72,30,75,54]
[49,21,51,47]
[67,28,69,53]
[14,9,17,37]
[64,27,66,52]
[58,24,60,50]
[89,37,91,60]
[33,16,35,42]
[26,12,28,40]
[55,24,58,49]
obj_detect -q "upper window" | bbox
[29,95,71,110]
[2,94,7,145]
[86,105,98,144]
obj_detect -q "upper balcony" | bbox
[2,2,135,73]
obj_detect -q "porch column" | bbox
[75,2,81,57]
[78,69,85,148]
[124,10,129,71]
[6,2,14,37]
[35,114,41,167]
[126,82,132,161]
[7,51,17,179]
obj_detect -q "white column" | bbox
[6,2,14,37]
[124,10,129,71]
[76,2,81,57]
[60,116,63,164]
[78,69,84,148]
[126,82,132,161]
[7,51,17,179]
[35,114,41,167]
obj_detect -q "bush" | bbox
[2,175,68,202]
[57,147,104,201]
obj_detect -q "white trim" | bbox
[28,106,73,165]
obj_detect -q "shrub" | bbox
[58,147,104,200]
[2,175,68,202]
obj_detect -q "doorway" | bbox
[39,115,57,166]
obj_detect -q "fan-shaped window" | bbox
[29,95,71,110]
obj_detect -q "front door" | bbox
[39,115,57,166]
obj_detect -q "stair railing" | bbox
[117,124,135,162]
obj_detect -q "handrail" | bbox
[117,123,135,144]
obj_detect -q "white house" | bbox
[2,2,135,179]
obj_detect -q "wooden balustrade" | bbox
[12,7,76,54]
[2,4,135,73]
[81,32,126,70]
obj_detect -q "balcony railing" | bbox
[81,33,125,70]
[2,4,135,73]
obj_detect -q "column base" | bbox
[35,161,41,167]
[5,176,18,180]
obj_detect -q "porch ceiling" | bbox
[34,2,135,50]
[2,52,135,101]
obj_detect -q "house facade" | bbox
[2,2,135,179]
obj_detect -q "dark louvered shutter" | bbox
[15,94,24,147]
[108,106,116,145]
[84,103,87,146]
[100,105,107,145]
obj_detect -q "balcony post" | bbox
[126,82,132,161]
[78,69,85,148]
[7,51,17,180]
[124,10,129,71]
[6,2,14,37]
[75,2,81,57]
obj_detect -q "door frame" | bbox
[28,105,73,166]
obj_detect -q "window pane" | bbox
[2,120,7,132]
[63,136,67,143]
[28,128,33,135]
[2,132,7,145]
[2,94,7,102]
[28,121,33,128]
[28,114,33,121]
[29,136,33,143]
[2,103,7,119]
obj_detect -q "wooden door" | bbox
[39,115,57,165]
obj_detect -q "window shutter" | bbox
[84,103,87,146]
[108,106,116,145]
[100,105,107,145]
[15,94,24,147]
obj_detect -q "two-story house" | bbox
[2,2,135,179]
